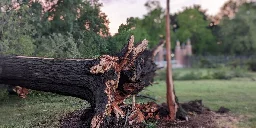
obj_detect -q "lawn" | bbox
[0,68,255,127]
[0,90,87,128]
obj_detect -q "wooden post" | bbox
[165,0,177,120]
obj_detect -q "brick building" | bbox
[155,39,192,68]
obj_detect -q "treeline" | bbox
[0,0,109,58]
[114,0,256,55]
[0,0,256,58]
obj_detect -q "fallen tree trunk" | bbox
[0,36,186,127]
[0,36,158,127]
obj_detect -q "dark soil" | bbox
[60,100,231,128]
[216,106,230,114]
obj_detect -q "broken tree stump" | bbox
[0,36,186,127]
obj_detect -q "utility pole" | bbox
[165,0,177,120]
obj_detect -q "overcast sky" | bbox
[99,0,229,35]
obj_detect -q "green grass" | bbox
[155,67,251,80]
[0,90,87,128]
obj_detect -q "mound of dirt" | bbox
[155,100,215,128]
[60,100,236,128]
[181,100,210,114]
[216,106,230,114]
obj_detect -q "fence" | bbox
[188,55,256,68]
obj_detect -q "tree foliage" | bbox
[108,0,165,54]
[108,17,149,54]
[0,0,109,58]
[174,6,217,54]
[218,2,256,55]
[109,2,219,55]
[0,1,36,56]
[140,0,165,47]
[36,33,80,58]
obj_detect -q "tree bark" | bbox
[165,0,178,120]
[0,36,158,128]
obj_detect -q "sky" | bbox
[99,0,229,35]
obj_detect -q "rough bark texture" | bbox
[165,0,178,120]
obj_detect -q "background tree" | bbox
[108,0,167,54]
[174,6,217,55]
[35,33,80,58]
[0,0,110,58]
[34,0,110,57]
[141,0,166,48]
[0,0,36,56]
[218,2,256,55]
[107,17,149,54]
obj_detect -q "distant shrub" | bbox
[177,71,202,80]
[212,67,249,80]
[228,60,241,68]
[198,58,224,68]
[231,68,248,77]
[155,69,180,81]
[199,58,213,68]
[155,67,249,81]
[154,70,166,81]
[172,71,181,80]
[212,70,232,80]
[248,60,256,72]
[200,70,214,79]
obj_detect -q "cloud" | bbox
[199,0,227,15]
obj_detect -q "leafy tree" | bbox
[77,30,109,57]
[36,0,109,35]
[218,2,256,55]
[108,17,149,54]
[36,33,80,58]
[30,0,110,57]
[174,6,217,54]
[0,0,110,58]
[0,1,35,56]
[108,0,169,54]
[140,0,165,47]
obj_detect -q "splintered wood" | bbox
[88,36,180,128]
[12,86,29,98]
[90,55,119,74]
[89,36,150,128]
